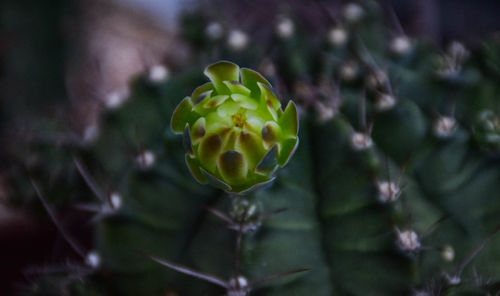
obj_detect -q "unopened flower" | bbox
[374,93,396,111]
[206,22,224,40]
[433,116,458,138]
[171,61,299,193]
[377,181,401,203]
[328,27,348,47]
[276,17,294,39]
[343,3,365,23]
[441,245,455,262]
[396,228,421,251]
[85,251,101,268]
[351,132,373,150]
[148,64,170,83]
[136,150,156,169]
[390,36,413,55]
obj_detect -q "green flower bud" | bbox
[171,61,299,193]
[473,110,500,152]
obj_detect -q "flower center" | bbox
[231,110,246,128]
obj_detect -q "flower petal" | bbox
[238,176,275,195]
[279,100,299,138]
[217,150,248,185]
[185,155,208,184]
[183,124,194,156]
[200,168,232,191]
[198,134,223,172]
[258,82,281,116]
[278,137,299,166]
[231,94,258,110]
[204,61,240,95]
[261,121,282,149]
[255,144,278,175]
[191,82,213,104]
[241,68,271,99]
[171,97,195,133]
[191,117,206,145]
[236,131,265,169]
[203,95,229,109]
[223,80,251,96]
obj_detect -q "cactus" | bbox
[5,1,500,295]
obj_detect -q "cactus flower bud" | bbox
[171,61,299,193]
[473,110,500,151]
[396,228,420,251]
[85,251,101,268]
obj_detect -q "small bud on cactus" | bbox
[328,27,348,47]
[433,116,458,138]
[109,192,123,210]
[390,35,413,55]
[171,61,299,193]
[227,30,249,51]
[447,41,469,63]
[365,69,387,90]
[339,60,359,81]
[83,124,99,144]
[275,17,294,39]
[228,276,249,296]
[473,110,500,151]
[148,64,170,83]
[205,22,224,40]
[136,150,156,169]
[441,245,455,262]
[445,274,461,285]
[343,3,365,23]
[85,251,101,268]
[377,181,401,203]
[351,132,373,150]
[105,89,130,110]
[314,102,336,123]
[374,93,396,111]
[230,198,258,221]
[396,229,420,251]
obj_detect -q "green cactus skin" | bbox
[170,61,299,193]
[7,1,500,295]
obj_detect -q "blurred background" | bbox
[1,0,500,295]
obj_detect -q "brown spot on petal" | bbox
[261,122,280,145]
[206,99,218,108]
[217,150,248,184]
[199,134,222,172]
[192,117,206,144]
[194,125,205,138]
[237,131,264,168]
